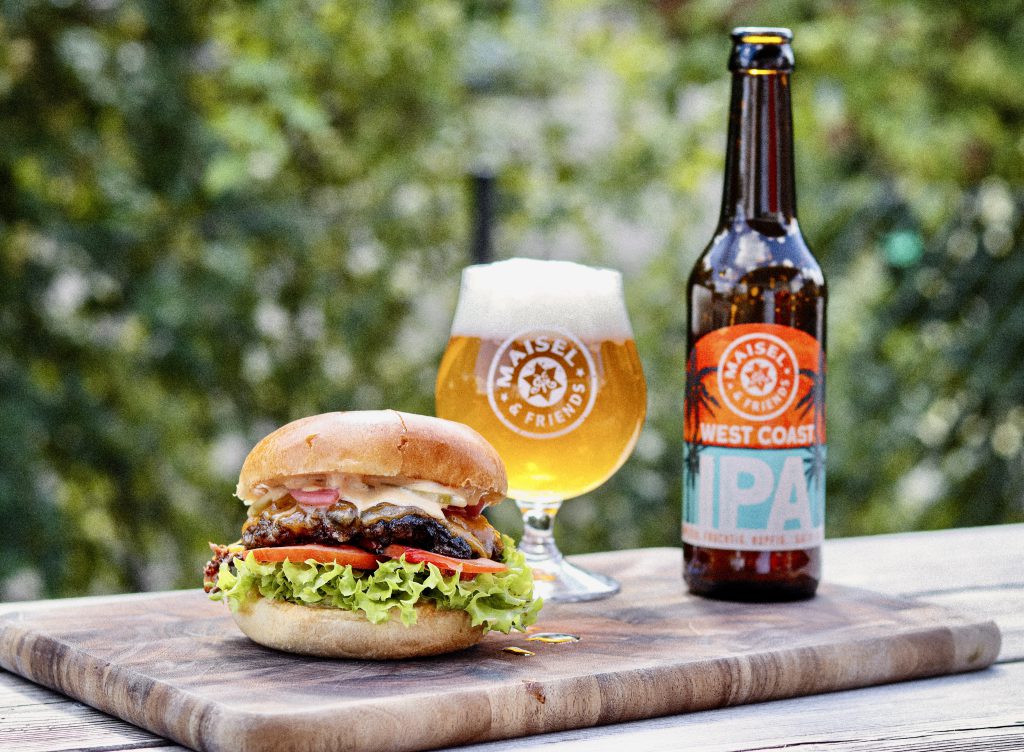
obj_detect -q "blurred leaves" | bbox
[0,0,469,597]
[0,0,1022,598]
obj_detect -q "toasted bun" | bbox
[236,410,507,506]
[230,597,484,659]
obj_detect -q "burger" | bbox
[203,410,540,659]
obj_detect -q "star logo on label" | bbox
[717,332,799,422]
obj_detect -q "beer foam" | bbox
[450,258,634,341]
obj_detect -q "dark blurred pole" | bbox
[469,170,496,265]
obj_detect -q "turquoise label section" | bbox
[682,444,825,551]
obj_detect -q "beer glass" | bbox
[435,258,646,601]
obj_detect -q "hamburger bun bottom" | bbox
[230,597,485,659]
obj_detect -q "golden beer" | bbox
[436,258,646,601]
[436,335,646,503]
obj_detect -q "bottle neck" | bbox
[719,71,797,235]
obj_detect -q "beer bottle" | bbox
[682,28,826,600]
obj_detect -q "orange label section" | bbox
[684,323,825,449]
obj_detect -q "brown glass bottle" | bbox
[682,28,826,601]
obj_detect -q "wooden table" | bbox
[2,524,1022,751]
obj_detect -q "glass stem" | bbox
[516,499,564,567]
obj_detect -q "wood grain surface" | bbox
[0,547,1002,752]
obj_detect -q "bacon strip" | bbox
[202,542,243,593]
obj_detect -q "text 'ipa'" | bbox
[682,28,827,601]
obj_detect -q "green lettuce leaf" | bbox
[210,535,541,634]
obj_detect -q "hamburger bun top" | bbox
[235,410,507,506]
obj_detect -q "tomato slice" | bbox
[248,544,380,569]
[383,545,508,575]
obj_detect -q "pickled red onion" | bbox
[289,489,340,506]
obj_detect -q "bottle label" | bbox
[682,323,825,551]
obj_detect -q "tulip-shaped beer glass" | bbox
[436,259,646,601]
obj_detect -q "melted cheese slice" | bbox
[244,473,480,521]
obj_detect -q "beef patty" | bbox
[240,498,503,560]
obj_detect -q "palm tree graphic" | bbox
[684,350,719,494]
[796,347,826,489]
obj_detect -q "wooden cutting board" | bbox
[0,547,1000,752]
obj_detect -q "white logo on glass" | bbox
[486,327,598,439]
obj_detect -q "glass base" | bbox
[515,498,620,603]
[529,556,621,603]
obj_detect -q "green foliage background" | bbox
[1,0,1022,598]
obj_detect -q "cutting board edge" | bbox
[481,616,1004,741]
[950,617,1003,670]
[180,616,1002,751]
[0,606,1003,752]
[0,616,217,751]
